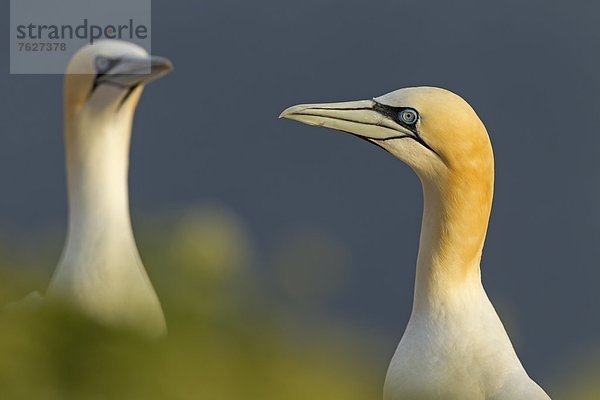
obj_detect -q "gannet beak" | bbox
[280,100,414,141]
[96,55,173,88]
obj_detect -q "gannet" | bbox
[45,41,173,338]
[280,87,551,400]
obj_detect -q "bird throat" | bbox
[55,109,141,285]
[412,167,494,311]
[48,89,166,337]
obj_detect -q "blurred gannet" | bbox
[45,41,173,337]
[280,87,550,400]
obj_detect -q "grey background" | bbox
[1,0,599,393]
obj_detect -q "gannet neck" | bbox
[48,93,166,337]
[64,106,137,262]
[413,161,494,310]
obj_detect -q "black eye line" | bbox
[118,85,139,108]
[91,56,122,93]
[87,56,140,109]
[87,56,139,109]
[372,103,418,132]
[371,102,442,159]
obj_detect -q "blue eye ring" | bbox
[399,109,418,125]
[95,56,112,73]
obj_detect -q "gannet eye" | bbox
[95,56,113,74]
[399,109,418,125]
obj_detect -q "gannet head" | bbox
[64,40,173,122]
[280,87,493,183]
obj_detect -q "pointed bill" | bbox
[280,99,414,141]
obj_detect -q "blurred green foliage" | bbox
[0,205,597,399]
[553,356,600,400]
[0,205,383,400]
